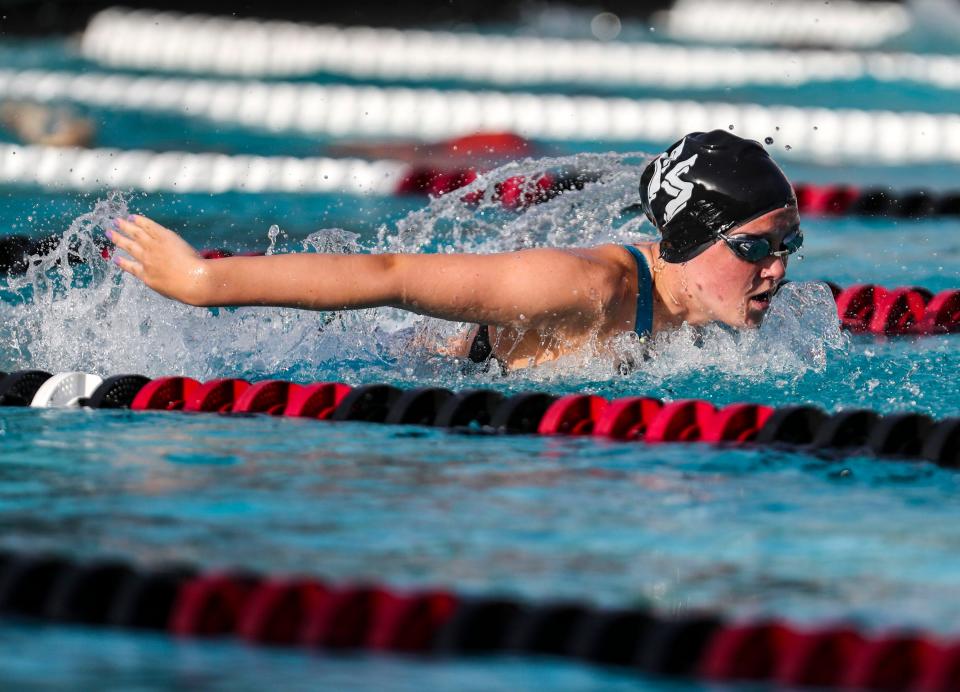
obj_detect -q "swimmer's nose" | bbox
[760,254,787,282]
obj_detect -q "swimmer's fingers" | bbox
[108,227,143,260]
[122,214,201,259]
[113,216,148,244]
[128,214,170,240]
[111,253,144,279]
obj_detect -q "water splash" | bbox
[379,152,652,254]
[0,153,845,392]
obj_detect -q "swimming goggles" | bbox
[717,227,803,263]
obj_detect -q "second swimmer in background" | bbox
[106,130,803,371]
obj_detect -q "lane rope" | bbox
[0,142,405,194]
[655,0,910,48]
[79,8,933,85]
[0,549,958,689]
[794,183,960,218]
[2,69,959,163]
[3,137,960,223]
[2,372,957,468]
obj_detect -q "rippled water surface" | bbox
[1,31,960,691]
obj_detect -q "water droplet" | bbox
[591,12,622,41]
[775,126,780,131]
[764,137,774,145]
[728,124,735,131]
[784,144,792,150]
[813,126,819,131]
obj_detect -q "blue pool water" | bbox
[1,26,960,690]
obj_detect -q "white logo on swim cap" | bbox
[661,154,698,223]
[647,139,699,224]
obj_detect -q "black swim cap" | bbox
[639,130,797,263]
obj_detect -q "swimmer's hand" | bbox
[108,215,211,306]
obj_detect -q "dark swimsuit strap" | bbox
[622,245,653,337]
[469,246,653,364]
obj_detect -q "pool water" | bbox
[1,25,960,691]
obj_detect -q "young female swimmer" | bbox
[108,130,803,370]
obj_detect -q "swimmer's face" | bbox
[681,206,800,328]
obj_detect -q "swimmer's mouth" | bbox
[748,288,774,309]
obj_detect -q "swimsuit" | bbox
[623,244,653,337]
[468,245,653,364]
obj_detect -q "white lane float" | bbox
[655,0,911,47]
[79,7,931,86]
[30,372,104,408]
[1,69,959,164]
[0,142,406,194]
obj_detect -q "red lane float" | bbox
[868,287,932,335]
[842,635,942,689]
[836,284,886,332]
[282,382,352,419]
[232,380,300,415]
[916,642,960,690]
[170,573,258,637]
[592,397,664,440]
[794,184,859,215]
[774,627,866,687]
[918,290,960,335]
[183,378,250,413]
[131,376,201,411]
[300,586,397,649]
[645,400,717,443]
[537,395,609,436]
[237,578,330,645]
[701,621,798,682]
[700,404,775,443]
[366,591,458,652]
[834,285,960,335]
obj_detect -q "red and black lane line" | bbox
[393,169,960,219]
[0,549,959,690]
[2,372,957,469]
[829,283,960,336]
[793,183,960,218]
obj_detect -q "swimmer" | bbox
[0,102,94,148]
[108,130,802,370]
[329,131,535,168]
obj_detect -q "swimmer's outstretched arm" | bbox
[109,215,626,331]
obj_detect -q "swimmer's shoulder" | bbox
[585,242,658,278]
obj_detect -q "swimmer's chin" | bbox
[731,302,771,329]
[742,305,771,328]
